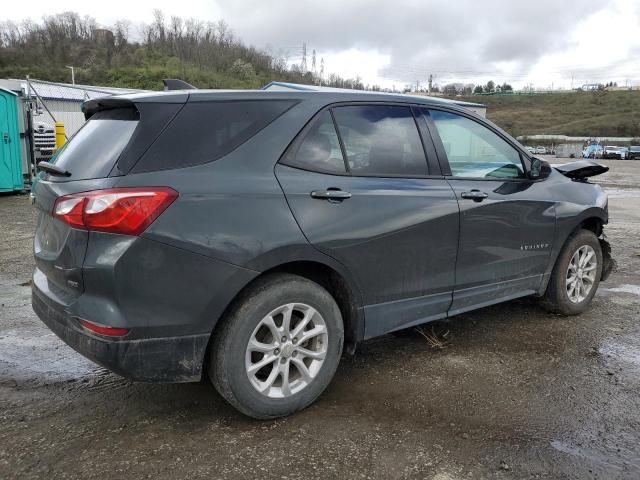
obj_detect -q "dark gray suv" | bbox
[32,89,613,418]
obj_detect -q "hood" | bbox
[554,160,609,180]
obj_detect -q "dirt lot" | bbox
[1,159,639,479]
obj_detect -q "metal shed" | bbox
[0,87,23,192]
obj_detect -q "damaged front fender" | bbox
[599,233,616,282]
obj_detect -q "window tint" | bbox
[133,100,296,173]
[429,110,524,179]
[281,111,347,174]
[51,108,139,181]
[332,105,428,176]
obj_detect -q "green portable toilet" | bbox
[0,87,24,192]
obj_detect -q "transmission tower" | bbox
[301,42,307,72]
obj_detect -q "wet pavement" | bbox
[1,160,639,479]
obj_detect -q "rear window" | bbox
[51,108,139,181]
[132,100,296,173]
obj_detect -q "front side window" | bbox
[429,109,525,179]
[281,111,347,174]
[332,105,428,177]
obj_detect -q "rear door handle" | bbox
[310,188,352,201]
[460,190,489,202]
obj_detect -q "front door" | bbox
[425,108,556,315]
[276,104,460,338]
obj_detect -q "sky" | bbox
[4,0,640,90]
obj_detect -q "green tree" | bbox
[484,80,495,93]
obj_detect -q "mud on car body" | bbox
[32,86,613,418]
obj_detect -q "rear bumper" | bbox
[32,283,209,382]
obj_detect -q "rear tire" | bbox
[541,229,603,315]
[209,273,344,419]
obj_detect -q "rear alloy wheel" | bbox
[210,274,343,419]
[245,302,328,398]
[541,229,603,315]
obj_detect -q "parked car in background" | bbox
[534,146,547,154]
[525,146,536,154]
[32,88,614,419]
[583,144,604,159]
[629,146,640,160]
[603,146,626,159]
[618,147,629,160]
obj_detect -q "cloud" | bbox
[214,0,610,83]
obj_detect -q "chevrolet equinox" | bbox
[33,88,613,418]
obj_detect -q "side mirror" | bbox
[530,157,551,180]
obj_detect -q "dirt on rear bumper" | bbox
[32,285,209,383]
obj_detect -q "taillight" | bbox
[80,319,130,337]
[53,187,178,236]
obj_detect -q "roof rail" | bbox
[162,79,197,91]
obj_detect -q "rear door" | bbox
[423,108,556,315]
[33,108,140,300]
[276,104,460,338]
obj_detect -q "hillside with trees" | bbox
[0,11,366,90]
[1,12,638,137]
[456,91,640,138]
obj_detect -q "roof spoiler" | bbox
[163,79,197,91]
[82,97,135,120]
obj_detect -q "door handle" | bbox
[460,190,489,202]
[310,188,352,202]
[2,133,9,144]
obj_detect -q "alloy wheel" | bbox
[245,303,328,398]
[566,245,597,303]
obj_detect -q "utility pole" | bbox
[66,66,75,85]
[428,74,433,93]
[312,49,317,73]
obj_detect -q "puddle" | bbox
[602,284,640,296]
[599,339,640,372]
[550,440,638,473]
[0,327,102,383]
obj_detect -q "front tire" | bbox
[541,229,603,315]
[209,273,344,419]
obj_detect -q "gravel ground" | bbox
[1,160,639,479]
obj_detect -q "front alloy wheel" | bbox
[566,245,598,303]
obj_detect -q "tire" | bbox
[209,273,344,419]
[541,229,603,315]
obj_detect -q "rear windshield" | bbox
[51,108,139,181]
[131,100,296,173]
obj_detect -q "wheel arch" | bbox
[540,211,608,295]
[202,258,365,378]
